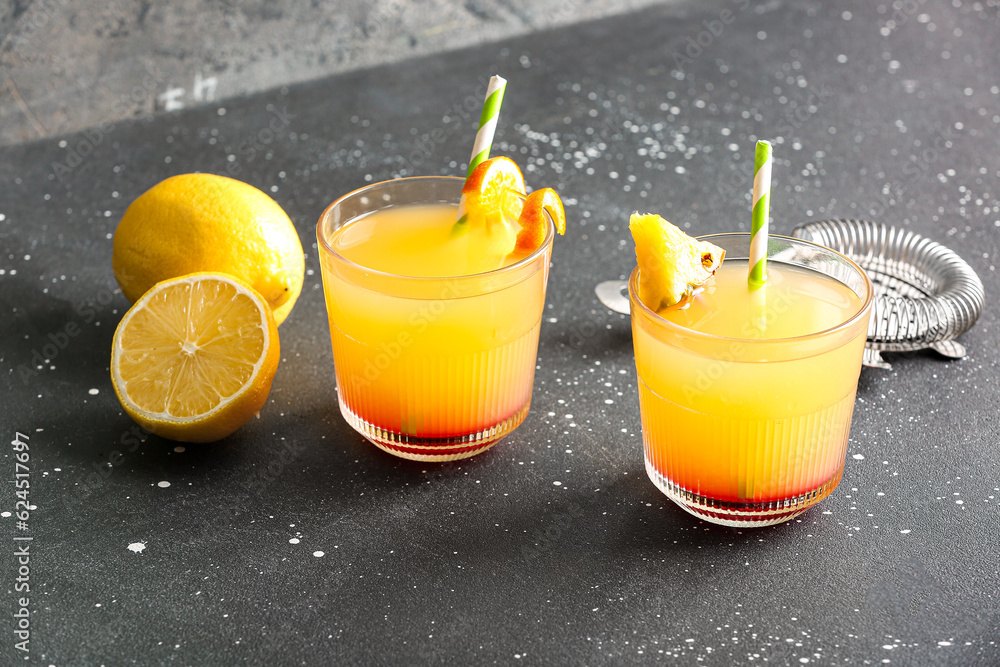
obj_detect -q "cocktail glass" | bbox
[317,176,553,461]
[630,233,874,526]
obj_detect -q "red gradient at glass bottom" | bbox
[645,458,845,527]
[331,323,540,462]
[339,398,531,462]
[640,380,855,526]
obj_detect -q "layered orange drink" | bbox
[629,215,873,526]
[317,159,565,461]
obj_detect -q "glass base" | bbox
[645,458,843,527]
[339,398,530,462]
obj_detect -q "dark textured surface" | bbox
[2,1,999,664]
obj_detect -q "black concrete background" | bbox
[2,1,999,664]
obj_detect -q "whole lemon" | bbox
[112,173,304,325]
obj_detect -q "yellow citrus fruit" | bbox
[111,272,280,443]
[461,156,568,258]
[512,187,566,256]
[112,173,304,325]
[462,156,527,226]
[629,212,725,312]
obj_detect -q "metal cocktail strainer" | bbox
[791,219,985,369]
[595,219,985,370]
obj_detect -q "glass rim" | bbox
[316,175,555,285]
[628,232,875,345]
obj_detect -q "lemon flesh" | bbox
[629,212,725,312]
[111,272,280,443]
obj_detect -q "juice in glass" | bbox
[317,176,553,461]
[630,233,873,526]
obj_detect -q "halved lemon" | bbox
[629,212,725,312]
[111,272,280,443]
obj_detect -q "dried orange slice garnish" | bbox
[629,212,725,312]
[511,187,566,255]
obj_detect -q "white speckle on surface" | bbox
[313,551,325,557]
[127,542,146,554]
[938,641,952,646]
[553,481,562,486]
[900,529,911,534]
[1,512,11,518]
[174,446,185,453]
[157,481,171,488]
[289,538,300,544]
[88,388,99,395]
[852,454,865,460]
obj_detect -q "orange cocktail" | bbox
[317,176,553,461]
[631,233,873,526]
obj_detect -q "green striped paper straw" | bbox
[453,75,507,231]
[466,75,507,177]
[749,140,772,285]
